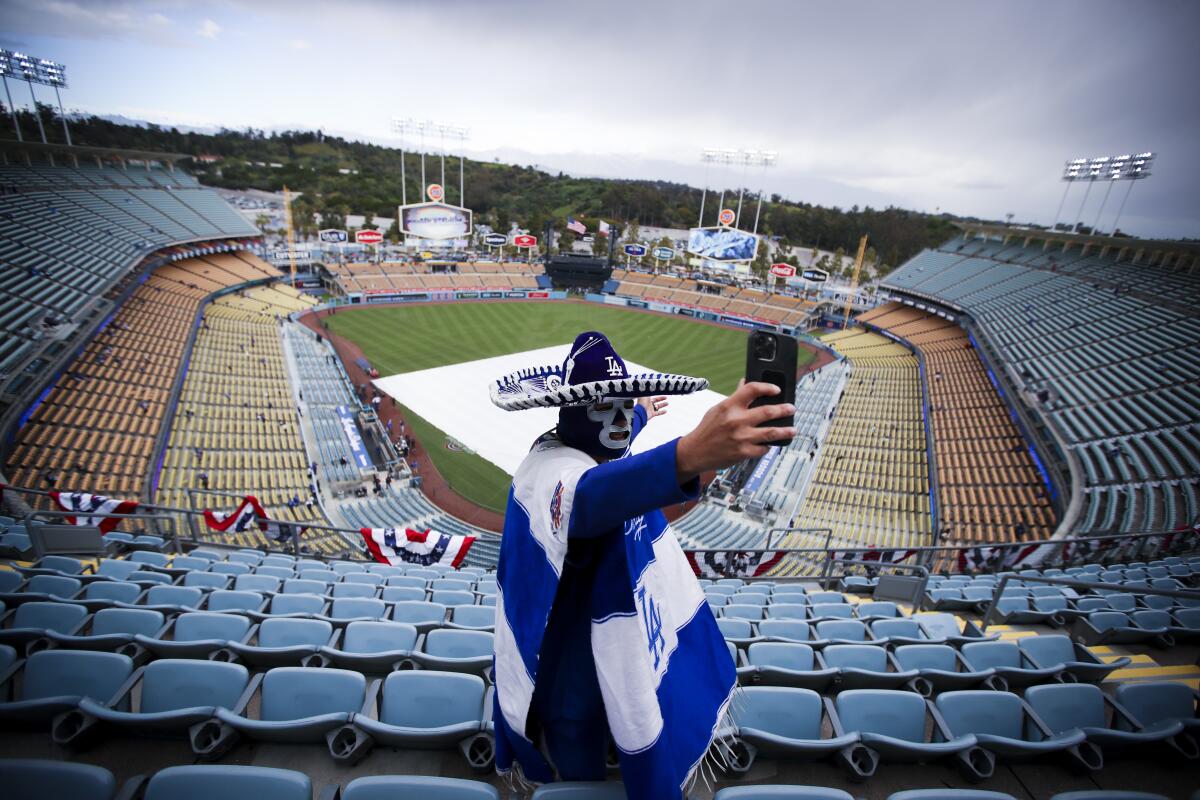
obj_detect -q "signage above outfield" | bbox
[318,229,348,244]
[355,229,384,245]
[427,184,444,202]
[624,244,648,257]
[802,267,829,282]
[769,263,796,277]
[512,234,537,248]
[652,246,675,260]
[271,249,310,262]
[718,208,736,226]
[686,226,758,263]
[398,202,473,240]
[484,233,508,246]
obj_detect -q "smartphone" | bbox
[746,330,797,440]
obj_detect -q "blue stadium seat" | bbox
[330,583,377,599]
[209,562,252,577]
[330,670,491,768]
[1017,635,1128,682]
[765,603,808,620]
[814,619,873,644]
[822,645,919,691]
[235,574,282,594]
[717,617,760,647]
[343,572,384,586]
[0,571,24,593]
[261,594,325,617]
[757,619,819,644]
[183,571,229,591]
[77,579,143,610]
[893,644,997,696]
[317,621,419,672]
[736,642,837,691]
[809,603,853,620]
[227,618,335,667]
[724,604,765,621]
[914,613,995,646]
[381,586,427,603]
[391,601,447,632]
[329,598,388,621]
[386,575,429,590]
[414,629,494,677]
[138,585,204,611]
[1113,682,1199,734]
[934,690,1098,777]
[196,667,367,757]
[960,641,1062,689]
[282,578,327,595]
[855,602,900,619]
[207,590,267,613]
[448,605,496,631]
[727,686,860,774]
[0,600,88,648]
[431,590,475,607]
[835,689,976,768]
[55,659,250,747]
[531,783,626,799]
[129,551,171,568]
[1024,683,1194,758]
[869,618,934,646]
[255,566,295,581]
[432,579,473,592]
[1072,611,1172,647]
[0,758,117,800]
[43,607,165,654]
[345,775,499,800]
[0,650,133,727]
[135,611,252,660]
[715,788,855,800]
[888,791,1017,800]
[141,765,311,800]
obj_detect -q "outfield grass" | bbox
[327,300,815,510]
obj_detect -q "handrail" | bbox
[978,573,1200,632]
[20,509,184,556]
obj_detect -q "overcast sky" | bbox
[2,0,1197,238]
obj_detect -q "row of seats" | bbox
[3,254,276,496]
[858,301,1056,546]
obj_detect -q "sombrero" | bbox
[489,330,709,411]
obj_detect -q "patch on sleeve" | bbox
[549,480,565,535]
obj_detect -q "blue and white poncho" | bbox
[492,408,736,799]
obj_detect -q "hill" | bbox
[35,110,960,271]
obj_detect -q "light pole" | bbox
[390,117,419,207]
[1057,152,1154,236]
[0,50,70,145]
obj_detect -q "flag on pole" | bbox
[567,216,586,235]
[360,527,475,569]
[598,220,611,235]
[204,495,268,533]
[51,491,140,535]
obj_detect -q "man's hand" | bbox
[637,395,669,420]
[675,381,795,483]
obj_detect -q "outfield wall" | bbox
[584,292,795,334]
[343,288,568,304]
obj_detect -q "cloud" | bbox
[196,18,221,38]
[0,0,181,43]
[288,38,310,50]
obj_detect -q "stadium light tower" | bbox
[390,117,420,206]
[0,49,70,145]
[1109,152,1154,235]
[1056,152,1154,235]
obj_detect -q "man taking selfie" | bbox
[488,330,795,800]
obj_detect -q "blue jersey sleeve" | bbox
[566,437,700,539]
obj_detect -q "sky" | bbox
[2,0,1198,239]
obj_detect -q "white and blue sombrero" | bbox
[489,330,709,411]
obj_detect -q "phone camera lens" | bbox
[754,335,777,361]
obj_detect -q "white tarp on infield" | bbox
[373,344,727,476]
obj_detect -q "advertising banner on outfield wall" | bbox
[398,202,473,239]
[687,226,759,262]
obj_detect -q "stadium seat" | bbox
[76,579,144,610]
[283,578,327,595]
[316,621,419,672]
[43,607,165,654]
[758,619,821,644]
[726,686,862,774]
[235,574,282,594]
[0,649,133,727]
[414,628,494,677]
[0,758,118,800]
[1113,682,1199,734]
[386,575,429,589]
[1024,683,1195,758]
[814,620,873,644]
[736,642,837,691]
[888,792,1018,800]
[329,670,492,768]
[765,603,809,620]
[138,585,204,611]
[98,560,145,581]
[855,602,900,619]
[714,789,855,800]
[344,774,499,800]
[391,601,447,632]
[141,765,311,800]
[195,667,368,757]
[343,572,384,586]
[255,566,295,581]
[893,644,998,696]
[717,617,760,647]
[227,617,335,667]
[1017,635,1128,682]
[1071,611,1172,647]
[209,562,252,577]
[914,613,995,646]
[329,598,388,621]
[724,604,765,621]
[258,594,326,618]
[54,659,251,747]
[808,603,853,620]
[183,572,230,591]
[448,605,496,631]
[135,611,253,660]
[960,641,1062,689]
[822,645,919,691]
[331,582,376,599]
[431,590,475,607]
[381,586,427,603]
[933,690,1098,777]
[207,590,267,613]
[0,600,88,649]
[835,689,976,768]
